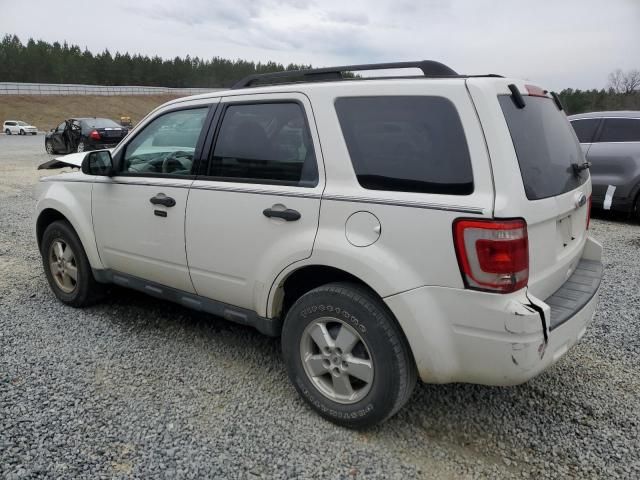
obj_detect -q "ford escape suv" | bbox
[35,61,603,428]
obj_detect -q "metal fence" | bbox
[0,82,221,96]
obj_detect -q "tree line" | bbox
[0,34,309,89]
[1,34,639,113]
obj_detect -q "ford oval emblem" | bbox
[575,192,587,209]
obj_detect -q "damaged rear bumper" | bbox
[384,236,603,386]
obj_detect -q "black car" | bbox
[45,118,128,154]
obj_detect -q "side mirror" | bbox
[81,150,114,176]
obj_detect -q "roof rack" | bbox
[231,60,459,89]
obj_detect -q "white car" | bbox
[4,120,38,135]
[34,61,603,428]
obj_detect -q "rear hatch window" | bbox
[498,96,587,200]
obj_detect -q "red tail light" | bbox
[89,129,101,140]
[586,195,592,230]
[453,219,529,293]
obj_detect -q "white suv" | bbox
[35,61,603,428]
[4,120,38,135]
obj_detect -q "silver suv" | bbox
[569,111,640,219]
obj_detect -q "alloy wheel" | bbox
[299,317,374,404]
[48,239,78,294]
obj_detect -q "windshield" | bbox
[499,95,587,200]
[81,118,121,128]
[17,121,28,126]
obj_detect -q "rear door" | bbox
[569,118,604,201]
[585,117,640,210]
[185,93,323,314]
[468,80,591,301]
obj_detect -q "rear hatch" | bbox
[467,79,591,300]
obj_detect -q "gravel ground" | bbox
[1,134,639,479]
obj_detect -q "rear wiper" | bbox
[572,161,591,175]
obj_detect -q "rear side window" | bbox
[499,96,587,200]
[570,119,600,143]
[335,96,473,195]
[210,102,318,186]
[599,118,640,142]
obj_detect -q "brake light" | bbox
[586,195,592,230]
[525,84,548,97]
[453,219,529,293]
[89,129,101,140]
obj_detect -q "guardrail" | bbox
[0,82,221,96]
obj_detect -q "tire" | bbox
[32,132,37,135]
[41,220,105,307]
[5,129,10,135]
[45,141,54,154]
[76,141,85,153]
[19,129,25,135]
[281,282,417,429]
[634,195,640,223]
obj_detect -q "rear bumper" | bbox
[384,235,603,386]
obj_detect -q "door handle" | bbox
[263,207,301,221]
[149,193,176,207]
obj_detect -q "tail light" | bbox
[453,219,529,293]
[586,195,592,230]
[89,129,101,140]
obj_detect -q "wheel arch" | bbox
[35,186,103,269]
[268,264,380,321]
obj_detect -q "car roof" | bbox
[568,111,640,120]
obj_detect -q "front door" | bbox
[92,104,215,292]
[186,93,324,313]
[50,121,68,153]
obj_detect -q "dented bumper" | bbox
[384,236,603,386]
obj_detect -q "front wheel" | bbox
[45,141,54,154]
[281,282,417,429]
[19,129,25,135]
[41,220,105,307]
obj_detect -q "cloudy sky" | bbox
[1,0,638,90]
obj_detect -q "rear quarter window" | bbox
[499,95,587,200]
[335,96,473,195]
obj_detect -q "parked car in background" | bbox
[45,118,128,154]
[35,61,602,428]
[569,111,640,219]
[4,120,38,135]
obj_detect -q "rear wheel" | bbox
[41,220,105,307]
[282,282,417,429]
[5,129,10,135]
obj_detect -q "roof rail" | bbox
[231,60,458,89]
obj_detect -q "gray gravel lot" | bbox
[1,134,639,479]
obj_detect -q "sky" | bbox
[1,0,638,90]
